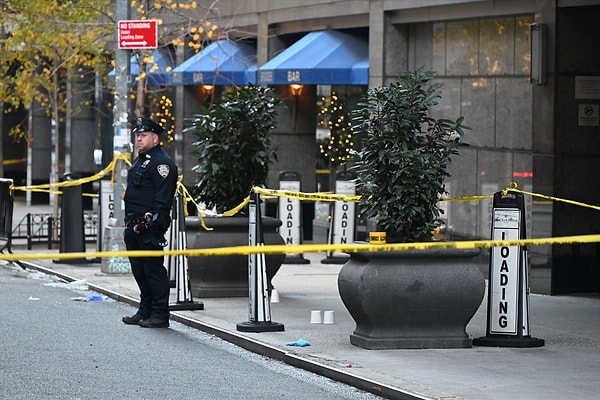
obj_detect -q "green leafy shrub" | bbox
[187,84,281,214]
[351,70,468,242]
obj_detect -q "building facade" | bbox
[189,0,598,295]
[2,0,598,294]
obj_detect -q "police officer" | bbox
[122,117,177,328]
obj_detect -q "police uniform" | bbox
[122,117,177,328]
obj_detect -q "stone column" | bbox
[369,0,409,87]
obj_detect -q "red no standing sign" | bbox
[118,20,157,49]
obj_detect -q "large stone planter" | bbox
[186,216,285,298]
[338,248,485,349]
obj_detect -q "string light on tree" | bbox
[319,92,354,167]
[151,95,175,145]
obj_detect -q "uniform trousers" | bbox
[124,228,170,320]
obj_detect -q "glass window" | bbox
[479,17,515,75]
[433,15,533,77]
[445,19,480,76]
[515,16,532,75]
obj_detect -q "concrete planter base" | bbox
[186,216,284,298]
[338,248,485,349]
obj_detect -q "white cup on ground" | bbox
[270,289,280,303]
[323,310,335,324]
[310,310,322,324]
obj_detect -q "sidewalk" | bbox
[5,199,600,400]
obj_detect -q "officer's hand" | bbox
[133,222,149,234]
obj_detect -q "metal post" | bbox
[47,217,53,250]
[27,213,32,250]
[112,0,131,227]
[99,0,133,267]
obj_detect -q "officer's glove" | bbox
[149,210,171,234]
[155,210,172,230]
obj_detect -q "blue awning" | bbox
[258,30,368,85]
[169,40,257,86]
[108,49,173,87]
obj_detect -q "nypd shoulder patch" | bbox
[157,164,170,178]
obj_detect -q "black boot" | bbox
[122,314,146,325]
[139,317,170,328]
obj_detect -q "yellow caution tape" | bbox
[175,182,250,230]
[177,182,214,231]
[2,158,26,166]
[2,234,599,262]
[254,183,600,215]
[442,195,493,202]
[252,186,360,202]
[252,186,491,203]
[503,182,600,212]
[8,151,599,215]
[10,153,132,194]
[222,196,250,217]
[7,152,599,245]
[251,182,597,215]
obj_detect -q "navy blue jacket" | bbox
[124,145,178,231]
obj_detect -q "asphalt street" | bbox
[0,262,381,400]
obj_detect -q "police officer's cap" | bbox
[131,117,164,135]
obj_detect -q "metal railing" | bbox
[11,211,98,250]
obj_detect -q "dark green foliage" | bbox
[351,70,468,242]
[187,84,281,213]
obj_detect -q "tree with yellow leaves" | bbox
[0,0,113,140]
[0,0,113,233]
[0,0,226,191]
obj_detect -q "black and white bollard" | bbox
[237,192,284,332]
[473,191,544,347]
[278,170,310,264]
[168,191,204,311]
[322,170,356,264]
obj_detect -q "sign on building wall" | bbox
[575,76,600,99]
[578,104,599,126]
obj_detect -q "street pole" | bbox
[112,0,131,226]
[99,0,132,273]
